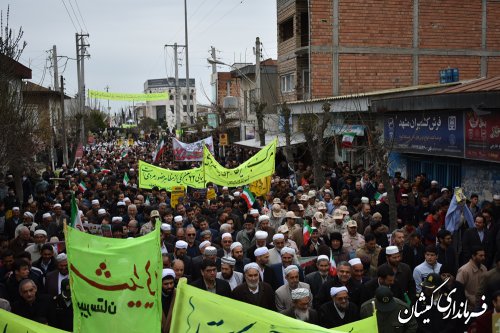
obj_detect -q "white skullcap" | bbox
[23,212,34,219]
[12,207,20,211]
[281,247,295,256]
[258,215,270,222]
[42,213,51,219]
[34,229,47,237]
[291,288,310,300]
[199,240,211,250]
[330,286,348,296]
[162,268,175,280]
[244,262,260,272]
[91,199,99,205]
[233,191,240,197]
[204,246,217,256]
[160,223,171,232]
[174,215,183,223]
[221,232,232,240]
[98,209,106,215]
[221,257,236,266]
[111,216,123,223]
[175,240,188,249]
[361,197,369,204]
[222,186,228,190]
[53,203,61,208]
[317,255,330,263]
[255,230,268,240]
[56,253,68,262]
[494,194,500,200]
[272,233,285,241]
[254,247,269,257]
[117,201,126,206]
[431,180,438,185]
[386,245,399,255]
[124,197,131,202]
[230,242,242,251]
[349,258,362,266]
[249,209,259,215]
[284,265,299,276]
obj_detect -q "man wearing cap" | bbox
[15,212,38,238]
[300,226,323,257]
[275,265,312,311]
[342,220,364,257]
[35,213,59,240]
[269,203,285,232]
[397,194,415,229]
[271,246,304,287]
[236,215,257,254]
[190,259,231,297]
[168,240,193,277]
[253,246,279,290]
[281,287,319,324]
[230,242,250,273]
[355,233,381,278]
[216,256,243,290]
[5,207,22,240]
[231,263,276,311]
[282,211,304,249]
[45,253,69,297]
[160,268,176,332]
[218,232,233,258]
[326,209,347,235]
[190,245,220,281]
[319,286,359,328]
[85,199,101,223]
[304,191,318,218]
[351,203,371,235]
[25,230,48,262]
[349,257,369,284]
[140,209,160,235]
[360,286,417,333]
[378,244,416,302]
[306,256,332,296]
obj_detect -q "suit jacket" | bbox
[45,270,61,297]
[319,301,359,329]
[461,228,489,265]
[314,277,361,310]
[190,256,221,281]
[402,243,425,271]
[280,307,319,325]
[275,281,312,312]
[262,265,280,291]
[305,271,333,299]
[231,282,276,311]
[269,263,304,288]
[359,277,404,305]
[167,254,193,276]
[189,278,231,298]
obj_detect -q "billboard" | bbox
[384,111,464,158]
[464,110,500,163]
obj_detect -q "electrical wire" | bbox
[61,0,78,32]
[67,0,83,31]
[73,0,89,32]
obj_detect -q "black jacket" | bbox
[319,301,359,329]
[189,278,231,298]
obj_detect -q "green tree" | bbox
[138,117,158,132]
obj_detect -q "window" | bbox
[279,17,294,42]
[183,94,187,100]
[170,105,174,114]
[280,73,295,93]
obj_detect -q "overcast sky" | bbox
[7,0,277,112]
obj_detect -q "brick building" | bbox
[277,0,500,102]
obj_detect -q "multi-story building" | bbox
[277,0,500,102]
[142,78,196,129]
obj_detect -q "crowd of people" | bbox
[0,130,499,333]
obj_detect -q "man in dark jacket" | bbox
[281,288,319,325]
[12,279,51,323]
[319,286,359,328]
[231,263,276,311]
[48,278,73,331]
[189,259,231,298]
[360,264,404,304]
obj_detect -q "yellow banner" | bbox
[88,89,169,101]
[203,138,277,187]
[0,309,70,332]
[249,176,272,197]
[171,186,186,208]
[138,161,205,190]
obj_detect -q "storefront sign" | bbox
[465,110,500,162]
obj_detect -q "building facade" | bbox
[143,78,196,129]
[277,0,500,102]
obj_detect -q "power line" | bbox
[67,0,83,31]
[73,0,89,32]
[61,0,78,31]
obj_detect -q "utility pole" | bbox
[166,43,186,136]
[60,75,69,166]
[76,33,89,145]
[105,85,110,114]
[184,0,191,125]
[49,45,59,169]
[255,37,265,147]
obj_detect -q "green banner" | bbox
[171,279,377,332]
[66,226,162,333]
[138,161,205,190]
[88,89,169,101]
[0,309,69,333]
[203,138,276,186]
[138,138,277,190]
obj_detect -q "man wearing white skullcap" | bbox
[348,258,368,284]
[268,233,286,265]
[232,262,277,310]
[305,255,332,298]
[269,245,302,288]
[229,242,250,274]
[85,199,101,223]
[246,230,269,262]
[318,285,358,328]
[220,232,233,258]
[217,256,244,290]
[161,268,176,321]
[253,246,278,290]
[275,264,312,311]
[15,211,38,238]
[281,287,319,324]
[46,252,69,296]
[25,229,48,262]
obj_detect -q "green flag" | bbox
[0,309,69,332]
[66,226,162,333]
[70,193,84,231]
[123,173,130,186]
[171,279,377,332]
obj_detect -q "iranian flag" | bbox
[152,138,166,163]
[329,250,337,276]
[70,194,84,231]
[123,173,130,186]
[241,187,255,209]
[120,149,129,159]
[77,181,87,193]
[303,219,313,245]
[341,132,356,148]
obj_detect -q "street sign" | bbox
[219,133,228,146]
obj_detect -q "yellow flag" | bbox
[249,176,271,197]
[0,309,69,332]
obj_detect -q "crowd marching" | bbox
[0,130,499,333]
